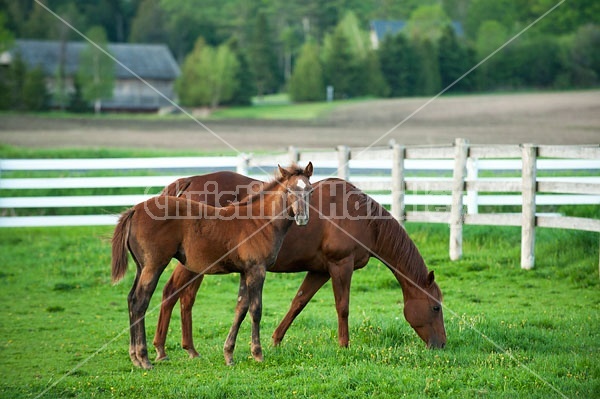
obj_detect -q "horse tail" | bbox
[111,208,135,284]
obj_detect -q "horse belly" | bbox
[178,238,217,272]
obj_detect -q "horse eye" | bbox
[432,305,441,312]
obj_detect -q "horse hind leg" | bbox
[153,273,177,361]
[272,271,330,346]
[329,257,354,347]
[128,262,168,369]
[153,264,204,361]
[179,268,204,358]
[128,268,143,368]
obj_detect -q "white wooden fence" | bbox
[1,139,599,269]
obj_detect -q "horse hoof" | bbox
[252,350,263,362]
[130,355,144,369]
[141,360,153,370]
[155,354,169,362]
[224,352,234,366]
[134,355,153,370]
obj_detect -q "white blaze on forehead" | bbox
[296,179,307,189]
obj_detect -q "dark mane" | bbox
[369,201,430,288]
[325,179,430,287]
[337,179,388,226]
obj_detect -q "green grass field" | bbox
[210,98,340,120]
[0,145,598,397]
[0,222,597,398]
[0,94,366,122]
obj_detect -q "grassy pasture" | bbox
[0,145,598,397]
[0,222,597,398]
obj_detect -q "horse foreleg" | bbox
[272,271,330,346]
[223,274,249,365]
[329,257,354,347]
[128,264,166,369]
[153,264,203,361]
[246,265,266,363]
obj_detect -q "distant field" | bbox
[0,221,597,398]
[0,90,598,150]
[210,101,338,120]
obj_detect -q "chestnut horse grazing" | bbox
[111,163,313,368]
[153,172,446,361]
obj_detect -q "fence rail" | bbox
[1,139,598,269]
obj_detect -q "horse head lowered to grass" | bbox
[111,163,313,368]
[152,171,446,362]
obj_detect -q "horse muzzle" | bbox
[427,339,446,349]
[294,214,309,226]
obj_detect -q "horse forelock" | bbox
[277,163,310,178]
[238,165,308,205]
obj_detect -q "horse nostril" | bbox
[428,340,446,349]
[295,215,309,226]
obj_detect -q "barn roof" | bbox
[370,20,464,40]
[8,39,180,80]
[370,20,408,41]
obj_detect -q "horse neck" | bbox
[245,179,292,232]
[372,217,429,297]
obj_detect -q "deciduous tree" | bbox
[176,38,240,108]
[406,4,451,43]
[77,26,115,114]
[289,41,324,102]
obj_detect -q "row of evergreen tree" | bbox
[176,9,600,107]
[290,21,600,102]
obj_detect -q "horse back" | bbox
[134,196,280,274]
[163,171,257,207]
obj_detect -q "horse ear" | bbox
[427,270,435,286]
[278,164,290,179]
[304,162,313,177]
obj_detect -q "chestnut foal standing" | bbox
[111,163,313,368]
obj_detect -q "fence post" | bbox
[521,143,537,270]
[466,157,479,214]
[337,145,350,180]
[391,143,405,223]
[449,138,469,261]
[288,146,300,164]
[237,153,250,175]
